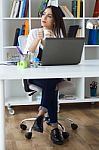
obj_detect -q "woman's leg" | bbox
[29,78,64,145]
[41,88,58,124]
[29,78,61,123]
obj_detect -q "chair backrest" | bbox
[18,35,28,53]
[22,79,38,96]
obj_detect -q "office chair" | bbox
[18,35,78,140]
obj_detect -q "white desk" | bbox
[0,61,99,149]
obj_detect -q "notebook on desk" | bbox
[41,38,85,66]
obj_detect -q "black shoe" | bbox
[32,116,43,133]
[50,128,64,145]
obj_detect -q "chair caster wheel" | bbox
[8,108,15,115]
[71,123,78,130]
[25,131,32,139]
[62,131,69,139]
[20,123,27,130]
[7,104,15,115]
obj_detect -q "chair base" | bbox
[20,116,78,140]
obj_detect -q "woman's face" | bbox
[41,8,55,30]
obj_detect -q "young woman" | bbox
[25,6,68,145]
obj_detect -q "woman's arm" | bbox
[25,28,55,54]
[28,29,44,53]
[28,38,41,53]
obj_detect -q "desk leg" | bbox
[0,80,5,150]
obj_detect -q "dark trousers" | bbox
[29,78,62,123]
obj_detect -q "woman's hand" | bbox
[37,28,44,40]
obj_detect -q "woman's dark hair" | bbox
[46,6,67,38]
[41,6,66,37]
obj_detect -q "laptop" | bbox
[41,38,85,66]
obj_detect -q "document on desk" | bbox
[0,61,17,65]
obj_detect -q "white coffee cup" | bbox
[43,29,54,39]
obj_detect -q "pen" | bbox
[16,46,24,57]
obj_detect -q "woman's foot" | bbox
[32,116,44,133]
[50,128,64,145]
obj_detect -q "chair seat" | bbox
[29,84,42,92]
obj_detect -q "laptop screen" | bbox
[41,38,85,66]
